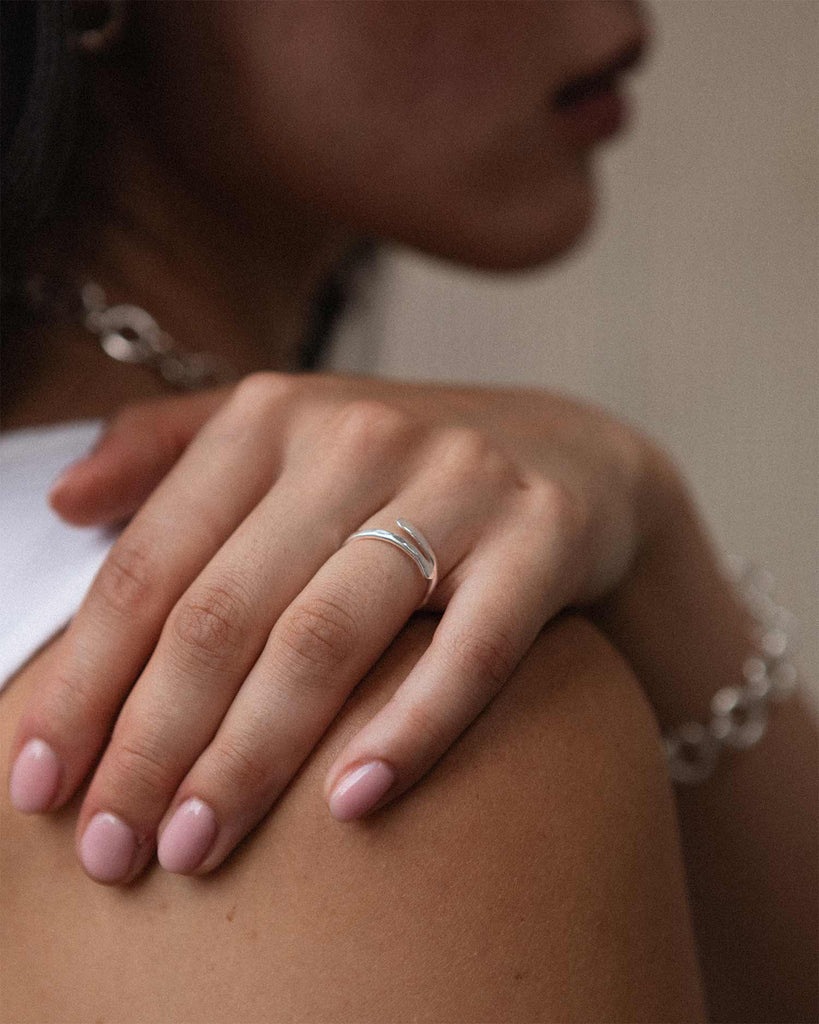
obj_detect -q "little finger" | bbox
[324,528,570,820]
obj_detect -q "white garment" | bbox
[0,420,120,690]
[0,302,377,694]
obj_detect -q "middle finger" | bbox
[73,447,400,884]
[154,495,480,876]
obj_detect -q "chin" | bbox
[390,172,599,275]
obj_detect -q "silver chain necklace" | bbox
[80,281,238,390]
[23,275,238,391]
[16,280,802,787]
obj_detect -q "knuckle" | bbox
[210,733,270,792]
[396,696,442,752]
[444,625,518,691]
[439,425,490,464]
[230,371,294,415]
[331,400,414,461]
[37,666,100,731]
[92,539,157,618]
[216,373,302,450]
[436,427,516,487]
[526,476,589,541]
[107,736,175,799]
[275,595,358,674]
[169,581,251,665]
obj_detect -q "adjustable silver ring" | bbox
[341,518,438,609]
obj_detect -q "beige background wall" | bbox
[328,1,818,706]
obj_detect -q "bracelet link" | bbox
[664,558,800,784]
[709,686,768,749]
[665,723,720,784]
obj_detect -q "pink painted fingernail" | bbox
[328,761,396,821]
[80,812,136,883]
[9,738,62,813]
[158,798,218,874]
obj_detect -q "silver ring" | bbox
[342,518,438,609]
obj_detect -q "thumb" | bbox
[48,388,231,526]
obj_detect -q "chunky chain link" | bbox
[79,282,238,390]
[20,276,238,390]
[18,275,803,781]
[663,556,800,784]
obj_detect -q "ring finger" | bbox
[151,491,493,876]
[71,448,401,883]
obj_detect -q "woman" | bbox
[1,2,816,1021]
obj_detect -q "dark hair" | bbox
[1,0,374,373]
[1,1,78,279]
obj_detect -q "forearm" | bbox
[589,464,818,1023]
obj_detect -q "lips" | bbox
[553,36,647,110]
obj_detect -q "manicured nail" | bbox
[9,738,62,813]
[328,760,396,821]
[80,812,136,883]
[158,798,218,874]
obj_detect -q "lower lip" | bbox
[555,85,630,144]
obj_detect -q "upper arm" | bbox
[1,612,704,1023]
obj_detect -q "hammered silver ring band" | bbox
[342,518,438,609]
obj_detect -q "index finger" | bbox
[8,379,291,814]
[49,389,230,527]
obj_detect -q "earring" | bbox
[71,0,127,54]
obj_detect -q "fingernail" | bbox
[328,760,396,822]
[80,812,136,883]
[158,798,218,874]
[9,738,62,813]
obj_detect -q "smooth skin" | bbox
[34,383,819,1022]
[4,1,816,1019]
[1,610,706,1024]
[11,372,666,883]
[6,0,656,885]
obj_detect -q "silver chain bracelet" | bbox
[663,556,801,784]
[18,275,803,784]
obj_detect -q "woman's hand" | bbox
[9,371,672,884]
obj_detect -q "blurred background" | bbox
[327,1,818,709]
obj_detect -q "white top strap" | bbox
[0,421,119,689]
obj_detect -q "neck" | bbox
[3,107,357,431]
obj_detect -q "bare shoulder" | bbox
[1,613,703,1024]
